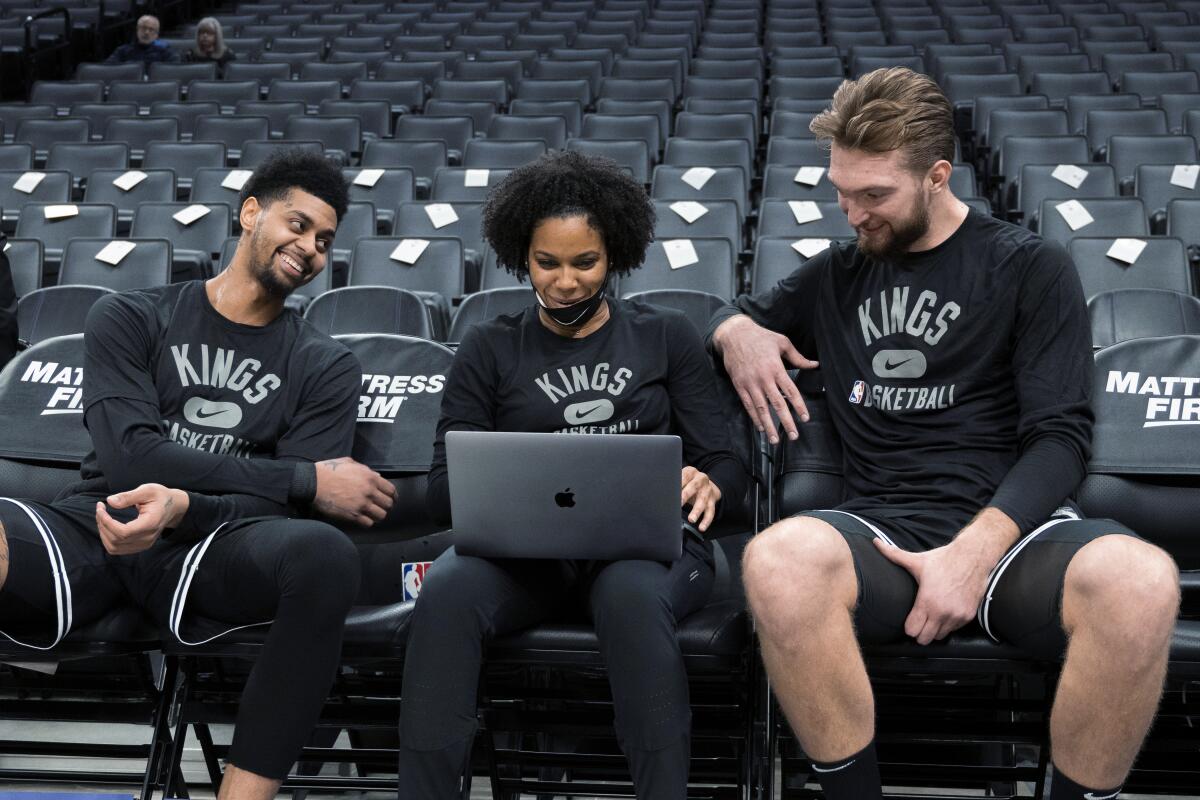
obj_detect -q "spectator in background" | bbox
[185,17,235,76]
[0,235,16,370]
[104,15,178,64]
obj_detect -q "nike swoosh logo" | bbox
[871,349,927,379]
[811,759,856,773]
[563,399,615,426]
[884,357,912,370]
[182,397,244,430]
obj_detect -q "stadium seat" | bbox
[102,117,178,165]
[349,79,426,117]
[1016,54,1091,93]
[16,284,112,344]
[1160,93,1200,135]
[750,236,840,294]
[1065,93,1143,135]
[58,237,172,292]
[662,138,753,185]
[757,198,855,241]
[1086,109,1169,160]
[107,80,180,112]
[282,116,362,166]
[675,112,757,147]
[565,139,652,184]
[0,168,70,229]
[266,79,341,113]
[447,286,536,342]
[300,61,369,92]
[761,164,838,202]
[652,198,743,255]
[1134,164,1200,232]
[769,75,845,105]
[611,58,685,97]
[532,59,604,97]
[187,80,262,114]
[457,60,525,96]
[652,165,750,222]
[765,138,830,168]
[1017,164,1118,229]
[593,98,672,150]
[999,135,1091,212]
[581,114,662,160]
[1107,135,1198,192]
[620,288,728,337]
[303,285,435,339]
[130,201,232,263]
[15,202,116,268]
[510,99,584,138]
[394,115,474,166]
[1088,288,1200,347]
[461,139,547,169]
[74,62,143,85]
[1101,52,1177,90]
[14,118,89,165]
[149,61,216,87]
[348,236,463,331]
[987,109,1070,172]
[239,140,324,171]
[29,80,103,113]
[430,167,514,203]
[618,237,737,299]
[82,169,176,230]
[599,77,675,106]
[486,115,567,151]
[1068,236,1192,300]
[223,62,290,88]
[344,167,414,233]
[1077,334,1200,568]
[193,116,271,165]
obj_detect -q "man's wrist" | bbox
[712,313,752,352]
[952,507,1020,572]
[166,489,190,528]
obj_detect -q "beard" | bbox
[855,195,932,260]
[247,224,298,300]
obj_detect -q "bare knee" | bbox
[742,517,856,635]
[1064,535,1179,646]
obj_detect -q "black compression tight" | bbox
[183,521,361,780]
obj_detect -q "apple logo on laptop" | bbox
[554,488,575,508]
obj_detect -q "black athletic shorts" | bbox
[0,494,268,649]
[799,505,1141,660]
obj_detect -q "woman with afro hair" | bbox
[397,150,748,799]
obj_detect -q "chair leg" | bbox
[140,654,180,800]
[162,660,193,800]
[193,722,224,791]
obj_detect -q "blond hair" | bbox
[809,67,956,174]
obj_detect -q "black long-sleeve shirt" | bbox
[0,237,17,371]
[427,299,748,528]
[62,281,360,539]
[709,210,1094,546]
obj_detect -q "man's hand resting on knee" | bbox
[711,315,819,445]
[96,484,189,555]
[314,457,396,527]
[874,508,1020,645]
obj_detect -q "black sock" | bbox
[1049,763,1122,800]
[810,739,883,800]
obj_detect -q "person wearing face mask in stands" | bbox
[184,17,236,77]
[397,150,748,800]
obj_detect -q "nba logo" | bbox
[848,380,866,404]
[402,562,432,600]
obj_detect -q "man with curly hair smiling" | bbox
[396,151,747,799]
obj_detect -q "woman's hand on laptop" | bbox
[681,466,722,533]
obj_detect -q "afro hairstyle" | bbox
[481,150,656,280]
[239,148,350,223]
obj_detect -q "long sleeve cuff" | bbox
[288,461,317,505]
[988,438,1087,534]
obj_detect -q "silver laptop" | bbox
[447,431,683,561]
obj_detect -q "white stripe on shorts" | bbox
[167,523,274,646]
[977,506,1080,641]
[0,498,72,650]
[814,509,901,548]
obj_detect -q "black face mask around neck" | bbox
[535,275,609,328]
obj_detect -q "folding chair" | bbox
[1037,198,1149,249]
[1067,236,1192,300]
[1088,288,1200,347]
[58,237,172,291]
